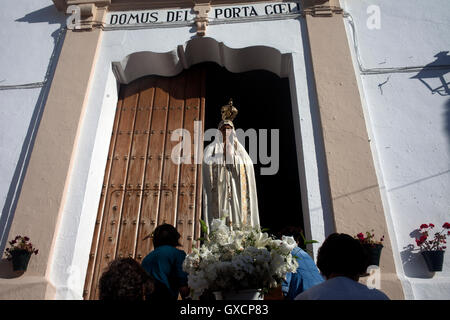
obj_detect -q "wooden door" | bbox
[83,66,205,300]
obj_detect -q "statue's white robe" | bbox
[202,134,260,230]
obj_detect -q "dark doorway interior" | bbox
[202,62,303,237]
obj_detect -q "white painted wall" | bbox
[49,10,334,299]
[341,0,450,299]
[0,1,65,253]
[8,0,445,300]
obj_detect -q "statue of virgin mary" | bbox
[202,99,260,229]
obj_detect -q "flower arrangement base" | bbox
[421,250,444,272]
[363,244,383,266]
[10,249,32,272]
[213,289,263,300]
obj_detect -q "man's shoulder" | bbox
[293,247,319,268]
[160,245,187,259]
[294,280,326,300]
[142,246,186,262]
[362,287,390,300]
[331,277,390,300]
[295,277,390,300]
[292,247,309,257]
[174,247,187,257]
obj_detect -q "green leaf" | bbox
[300,231,306,241]
[300,231,318,246]
[261,228,270,233]
[199,219,208,235]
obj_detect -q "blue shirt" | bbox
[295,276,390,300]
[142,245,189,299]
[282,247,325,300]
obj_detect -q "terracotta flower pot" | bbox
[362,244,383,266]
[421,250,445,272]
[10,249,32,272]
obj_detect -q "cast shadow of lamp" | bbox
[411,51,450,96]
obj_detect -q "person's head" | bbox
[316,233,369,281]
[152,223,182,248]
[99,257,154,300]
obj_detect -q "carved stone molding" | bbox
[55,0,344,13]
[193,2,211,36]
[108,0,301,11]
[302,0,342,16]
[303,5,343,17]
[112,38,291,83]
[54,0,344,21]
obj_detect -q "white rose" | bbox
[183,252,200,273]
[270,239,282,248]
[288,257,299,272]
[210,218,228,233]
[232,237,244,251]
[278,242,292,255]
[282,235,297,251]
[254,232,270,248]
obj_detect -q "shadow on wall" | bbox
[15,5,65,45]
[400,230,435,279]
[411,51,450,96]
[446,98,450,149]
[409,54,450,276]
[0,5,65,262]
[298,17,335,236]
[0,259,24,279]
[16,5,65,25]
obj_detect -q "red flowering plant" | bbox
[415,223,450,251]
[4,235,39,260]
[355,230,384,247]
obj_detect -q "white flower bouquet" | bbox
[182,218,298,298]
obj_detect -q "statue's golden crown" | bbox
[221,99,238,122]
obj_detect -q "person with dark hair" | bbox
[295,233,390,300]
[279,226,324,300]
[141,224,190,300]
[99,257,154,300]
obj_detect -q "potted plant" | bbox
[4,235,39,272]
[414,223,450,272]
[182,219,298,300]
[355,230,384,266]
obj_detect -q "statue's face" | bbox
[220,125,233,143]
